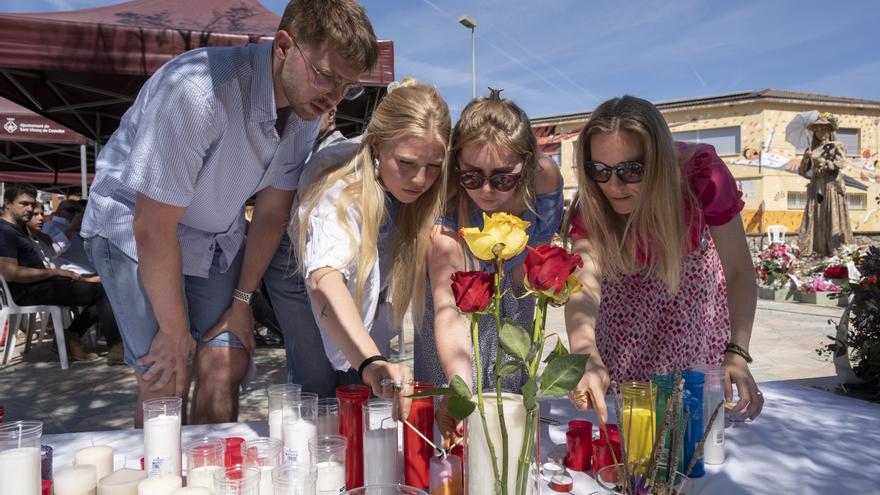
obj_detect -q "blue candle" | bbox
[680,371,705,478]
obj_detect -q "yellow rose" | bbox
[459,212,531,261]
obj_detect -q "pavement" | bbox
[0,299,851,434]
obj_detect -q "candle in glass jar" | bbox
[0,447,41,495]
[143,398,182,477]
[144,415,181,476]
[54,465,97,495]
[362,400,398,486]
[185,466,219,490]
[137,474,181,495]
[97,469,147,495]
[316,461,345,494]
[75,446,114,482]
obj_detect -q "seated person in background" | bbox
[42,199,98,276]
[25,202,57,267]
[0,183,123,363]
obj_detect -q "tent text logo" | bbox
[3,118,17,134]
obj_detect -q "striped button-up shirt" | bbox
[82,42,320,277]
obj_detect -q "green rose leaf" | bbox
[449,375,472,398]
[540,354,589,397]
[522,378,538,412]
[499,319,531,361]
[448,395,477,420]
[498,360,523,376]
[543,336,570,364]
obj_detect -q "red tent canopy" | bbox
[0,0,394,143]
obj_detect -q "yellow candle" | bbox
[75,445,115,482]
[622,407,655,466]
[98,469,147,495]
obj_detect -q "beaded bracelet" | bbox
[724,343,753,363]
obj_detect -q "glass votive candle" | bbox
[0,420,43,495]
[272,462,317,494]
[224,438,245,468]
[268,384,302,441]
[309,435,347,495]
[317,398,339,437]
[282,392,318,465]
[185,437,224,490]
[241,437,282,495]
[362,399,399,486]
[143,397,183,476]
[213,465,260,495]
[564,428,592,472]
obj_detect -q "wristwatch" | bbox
[232,289,253,304]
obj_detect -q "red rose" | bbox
[524,245,584,294]
[823,265,848,279]
[450,271,494,313]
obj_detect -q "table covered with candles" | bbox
[38,380,880,494]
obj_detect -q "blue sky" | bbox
[3,0,878,119]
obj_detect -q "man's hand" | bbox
[138,327,196,394]
[201,301,256,354]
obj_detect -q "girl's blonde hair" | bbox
[297,77,451,326]
[445,89,541,229]
[564,95,696,294]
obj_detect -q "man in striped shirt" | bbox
[81,0,378,426]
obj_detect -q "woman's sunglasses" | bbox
[583,160,645,184]
[456,169,522,192]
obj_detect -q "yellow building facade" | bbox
[533,89,880,233]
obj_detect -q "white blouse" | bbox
[291,138,393,371]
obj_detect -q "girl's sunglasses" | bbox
[583,160,645,184]
[456,169,522,192]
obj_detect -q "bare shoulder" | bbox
[535,153,563,195]
[427,224,467,280]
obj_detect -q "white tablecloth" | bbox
[43,381,880,494]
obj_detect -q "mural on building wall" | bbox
[793,112,854,255]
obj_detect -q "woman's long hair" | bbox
[444,90,541,231]
[296,78,451,326]
[564,95,694,293]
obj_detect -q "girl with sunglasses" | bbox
[564,95,763,422]
[415,89,563,439]
[292,78,451,419]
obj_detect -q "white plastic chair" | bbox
[766,225,787,245]
[0,275,70,369]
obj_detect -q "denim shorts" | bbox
[85,236,245,374]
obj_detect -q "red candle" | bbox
[592,436,622,477]
[404,382,435,489]
[337,384,370,489]
[224,437,245,468]
[565,428,592,472]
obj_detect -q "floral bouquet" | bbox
[754,243,798,289]
[416,212,588,495]
[797,275,841,294]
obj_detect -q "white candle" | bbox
[144,414,181,476]
[98,469,147,495]
[0,446,41,495]
[466,393,527,495]
[75,445,115,482]
[185,465,219,490]
[316,461,345,495]
[257,465,274,495]
[283,418,316,465]
[269,409,284,441]
[137,474,181,495]
[54,465,98,495]
[170,488,211,494]
[363,428,398,485]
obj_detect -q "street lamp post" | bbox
[458,15,477,98]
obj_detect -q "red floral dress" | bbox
[571,143,745,382]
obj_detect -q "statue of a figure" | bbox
[797,112,854,256]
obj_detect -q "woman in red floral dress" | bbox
[564,95,764,421]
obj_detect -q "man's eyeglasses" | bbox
[291,37,364,101]
[456,169,522,192]
[583,160,645,184]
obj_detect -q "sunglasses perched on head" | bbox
[456,169,522,192]
[583,160,645,184]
